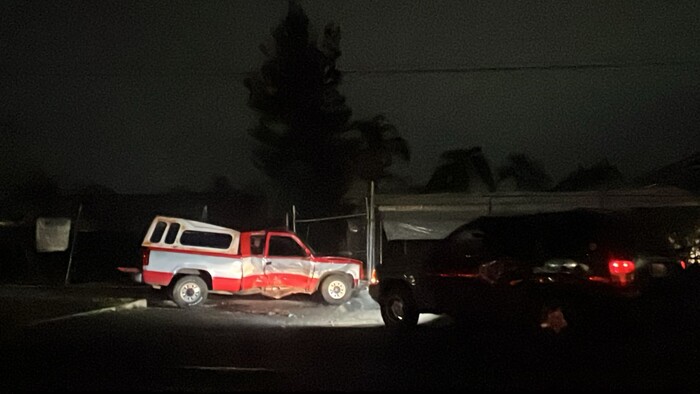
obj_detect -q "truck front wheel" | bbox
[171,275,208,308]
[380,286,419,328]
[320,274,352,305]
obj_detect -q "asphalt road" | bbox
[2,284,700,391]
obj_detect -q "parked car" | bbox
[369,209,690,333]
[122,216,364,307]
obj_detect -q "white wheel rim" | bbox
[327,280,347,299]
[179,282,201,303]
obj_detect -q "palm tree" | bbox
[424,147,496,193]
[496,153,552,191]
[553,159,626,191]
[344,115,410,183]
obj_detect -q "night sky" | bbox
[2,0,699,195]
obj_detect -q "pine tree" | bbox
[245,1,409,216]
[245,1,352,217]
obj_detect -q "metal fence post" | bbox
[366,181,375,282]
[64,202,82,286]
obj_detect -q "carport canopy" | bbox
[375,186,700,241]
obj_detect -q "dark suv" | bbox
[369,209,690,333]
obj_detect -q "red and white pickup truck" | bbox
[125,216,364,307]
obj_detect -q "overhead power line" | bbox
[341,60,700,75]
[1,60,698,77]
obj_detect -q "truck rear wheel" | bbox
[171,275,208,308]
[320,274,352,305]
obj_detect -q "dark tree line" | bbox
[423,147,627,194]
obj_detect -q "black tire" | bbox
[380,286,419,328]
[171,275,208,308]
[320,274,352,305]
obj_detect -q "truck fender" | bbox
[316,271,355,292]
[172,268,213,289]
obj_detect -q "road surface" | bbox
[1,285,699,391]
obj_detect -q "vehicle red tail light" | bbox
[608,259,635,285]
[608,259,635,275]
[142,247,150,267]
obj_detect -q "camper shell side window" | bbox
[150,221,167,243]
[180,230,233,249]
[164,223,180,244]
